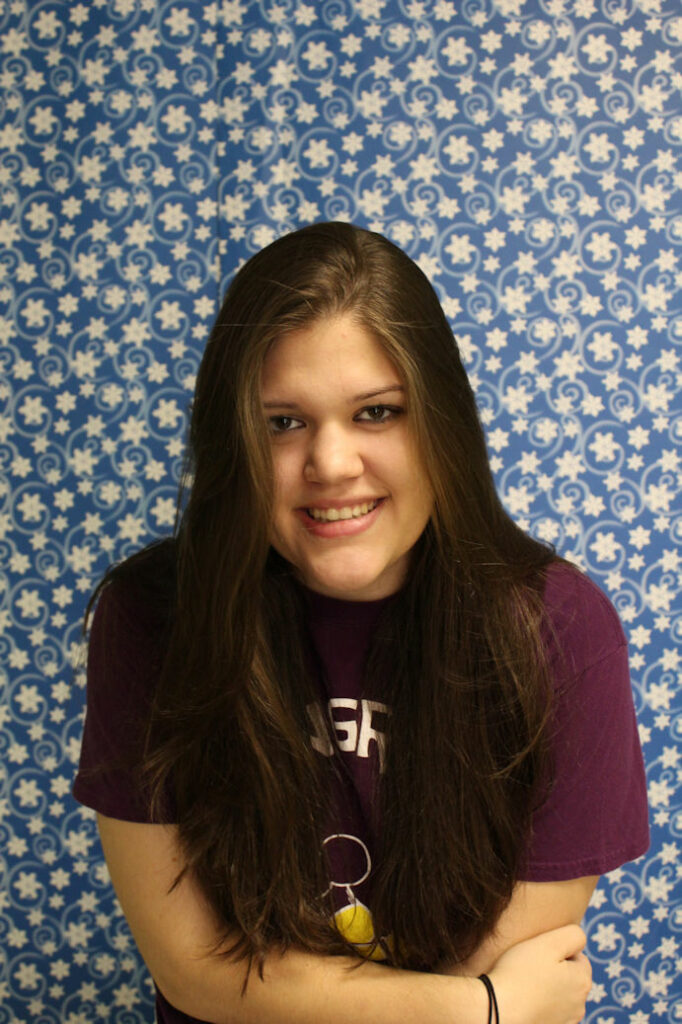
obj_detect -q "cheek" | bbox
[403,438,433,499]
[271,449,298,510]
[402,460,435,521]
[268,464,293,549]
[385,438,430,494]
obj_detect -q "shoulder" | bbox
[75,542,177,822]
[523,561,649,878]
[87,540,176,681]
[540,559,626,676]
[89,540,176,635]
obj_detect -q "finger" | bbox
[564,950,592,999]
[544,924,587,960]
[575,951,592,983]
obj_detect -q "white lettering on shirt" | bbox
[329,698,358,752]
[307,698,391,773]
[357,700,388,773]
[306,701,334,756]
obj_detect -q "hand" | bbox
[487,925,591,1024]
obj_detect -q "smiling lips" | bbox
[306,499,380,522]
[297,498,385,537]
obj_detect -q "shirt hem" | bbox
[521,835,650,881]
[72,782,155,824]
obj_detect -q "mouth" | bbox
[305,498,382,522]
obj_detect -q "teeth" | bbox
[308,500,379,522]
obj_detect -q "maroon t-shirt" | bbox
[73,562,649,1024]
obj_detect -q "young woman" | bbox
[74,222,649,1024]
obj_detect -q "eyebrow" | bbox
[262,384,405,410]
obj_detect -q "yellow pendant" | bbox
[333,900,387,961]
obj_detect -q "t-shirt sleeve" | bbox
[521,564,650,881]
[72,581,170,823]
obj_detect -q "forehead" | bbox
[260,316,401,397]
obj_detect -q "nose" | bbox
[303,422,364,484]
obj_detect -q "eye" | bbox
[268,415,304,434]
[355,404,403,424]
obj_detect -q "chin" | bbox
[303,548,408,600]
[313,578,376,600]
[310,566,398,601]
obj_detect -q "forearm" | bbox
[159,947,487,1024]
[439,876,599,978]
[97,816,486,1024]
[97,817,590,1024]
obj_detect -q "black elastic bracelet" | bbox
[478,974,500,1024]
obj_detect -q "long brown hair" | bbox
[95,223,556,971]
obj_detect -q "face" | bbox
[260,315,434,601]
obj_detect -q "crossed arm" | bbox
[97,814,596,1024]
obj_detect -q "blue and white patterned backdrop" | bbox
[1,0,680,1019]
